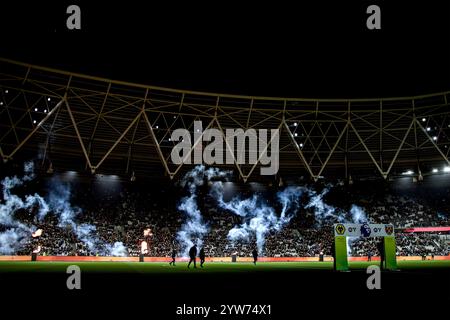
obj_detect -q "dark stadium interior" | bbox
[1,2,450,318]
[1,2,449,98]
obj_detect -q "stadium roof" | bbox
[0,58,450,182]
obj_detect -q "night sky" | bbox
[1,1,449,98]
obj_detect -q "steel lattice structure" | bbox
[0,57,449,182]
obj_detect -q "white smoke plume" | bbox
[304,187,342,223]
[304,187,368,225]
[211,182,368,255]
[46,177,128,256]
[349,205,368,224]
[178,166,369,256]
[0,229,29,255]
[176,165,230,256]
[0,162,45,254]
[0,162,128,256]
[345,205,369,256]
[304,188,369,256]
[210,182,304,255]
[108,241,128,256]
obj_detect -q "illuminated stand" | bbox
[333,223,397,271]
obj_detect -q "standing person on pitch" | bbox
[188,244,197,268]
[169,247,177,266]
[199,247,206,268]
[252,248,258,265]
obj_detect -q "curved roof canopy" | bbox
[0,58,449,182]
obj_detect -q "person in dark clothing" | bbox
[367,251,372,262]
[188,244,197,268]
[252,248,258,265]
[377,239,385,270]
[199,247,205,268]
[169,248,176,266]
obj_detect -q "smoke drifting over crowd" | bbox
[211,183,304,254]
[176,166,230,256]
[2,163,369,257]
[178,166,368,255]
[0,162,127,256]
[0,162,45,254]
[47,178,127,256]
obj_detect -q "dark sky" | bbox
[1,1,449,98]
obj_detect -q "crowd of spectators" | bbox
[9,179,450,257]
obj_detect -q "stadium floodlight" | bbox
[294,133,298,137]
[294,122,298,127]
[44,109,47,113]
[0,102,3,106]
[4,89,8,93]
[443,167,450,173]
[299,143,304,147]
[33,120,36,124]
[34,108,38,111]
[402,170,414,175]
[155,125,159,129]
[422,118,426,122]
[47,97,51,101]
[433,136,438,141]
[432,168,438,173]
[426,127,431,132]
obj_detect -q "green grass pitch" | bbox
[0,260,449,274]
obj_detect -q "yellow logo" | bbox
[335,224,346,235]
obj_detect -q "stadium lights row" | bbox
[291,129,304,147]
[3,89,51,100]
[151,126,201,132]
[426,127,438,141]
[32,108,49,125]
[289,118,450,134]
[152,120,445,138]
[29,98,53,126]
[432,167,450,173]
[291,119,434,126]
[34,108,49,112]
[402,167,450,175]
